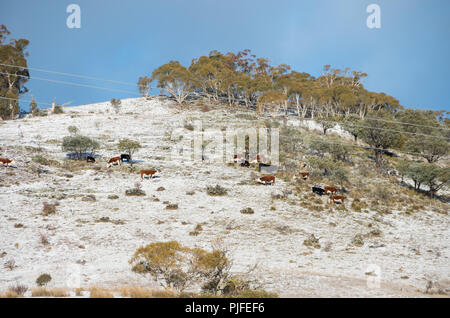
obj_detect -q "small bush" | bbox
[67,125,79,135]
[81,195,96,202]
[125,188,146,196]
[352,234,364,247]
[206,185,227,196]
[303,234,320,249]
[165,203,179,210]
[36,273,52,287]
[42,202,57,216]
[9,284,28,296]
[32,155,49,165]
[110,98,122,114]
[4,258,16,270]
[53,105,64,114]
[39,233,50,245]
[240,208,254,214]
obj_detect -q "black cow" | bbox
[86,156,95,163]
[121,154,131,162]
[312,186,325,196]
[240,160,250,167]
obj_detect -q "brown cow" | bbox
[324,186,338,195]
[250,154,265,164]
[0,158,15,167]
[107,156,122,168]
[233,153,246,163]
[140,169,157,180]
[329,195,345,204]
[258,175,275,185]
[299,172,310,180]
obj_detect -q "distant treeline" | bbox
[139,49,448,120]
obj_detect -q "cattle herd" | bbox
[233,152,346,205]
[1,150,346,205]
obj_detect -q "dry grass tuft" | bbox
[31,287,69,297]
[0,290,22,298]
[89,286,114,298]
[119,286,152,298]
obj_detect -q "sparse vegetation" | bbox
[8,284,28,296]
[31,287,68,297]
[240,207,254,214]
[62,134,100,160]
[42,202,57,216]
[206,185,228,196]
[36,273,52,287]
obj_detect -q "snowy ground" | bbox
[0,97,448,297]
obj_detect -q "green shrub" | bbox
[240,208,254,214]
[32,155,49,165]
[62,135,99,160]
[125,188,146,196]
[206,185,227,196]
[36,273,52,287]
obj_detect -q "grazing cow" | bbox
[258,175,275,185]
[107,156,122,168]
[140,169,157,180]
[312,186,325,196]
[121,154,131,162]
[386,169,399,177]
[233,152,247,163]
[250,154,265,164]
[324,186,338,195]
[298,172,310,180]
[86,156,95,163]
[329,195,346,204]
[240,160,250,167]
[0,158,15,167]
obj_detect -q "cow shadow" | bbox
[142,175,160,180]
[66,152,102,160]
[124,159,145,164]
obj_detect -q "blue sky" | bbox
[1,0,449,112]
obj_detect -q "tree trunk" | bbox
[51,98,56,113]
[375,149,383,168]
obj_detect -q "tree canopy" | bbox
[0,25,30,119]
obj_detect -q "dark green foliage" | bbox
[0,25,30,120]
[61,135,99,160]
[206,185,228,196]
[358,110,405,167]
[36,273,52,287]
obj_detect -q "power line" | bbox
[0,96,53,107]
[0,62,146,88]
[0,71,141,96]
